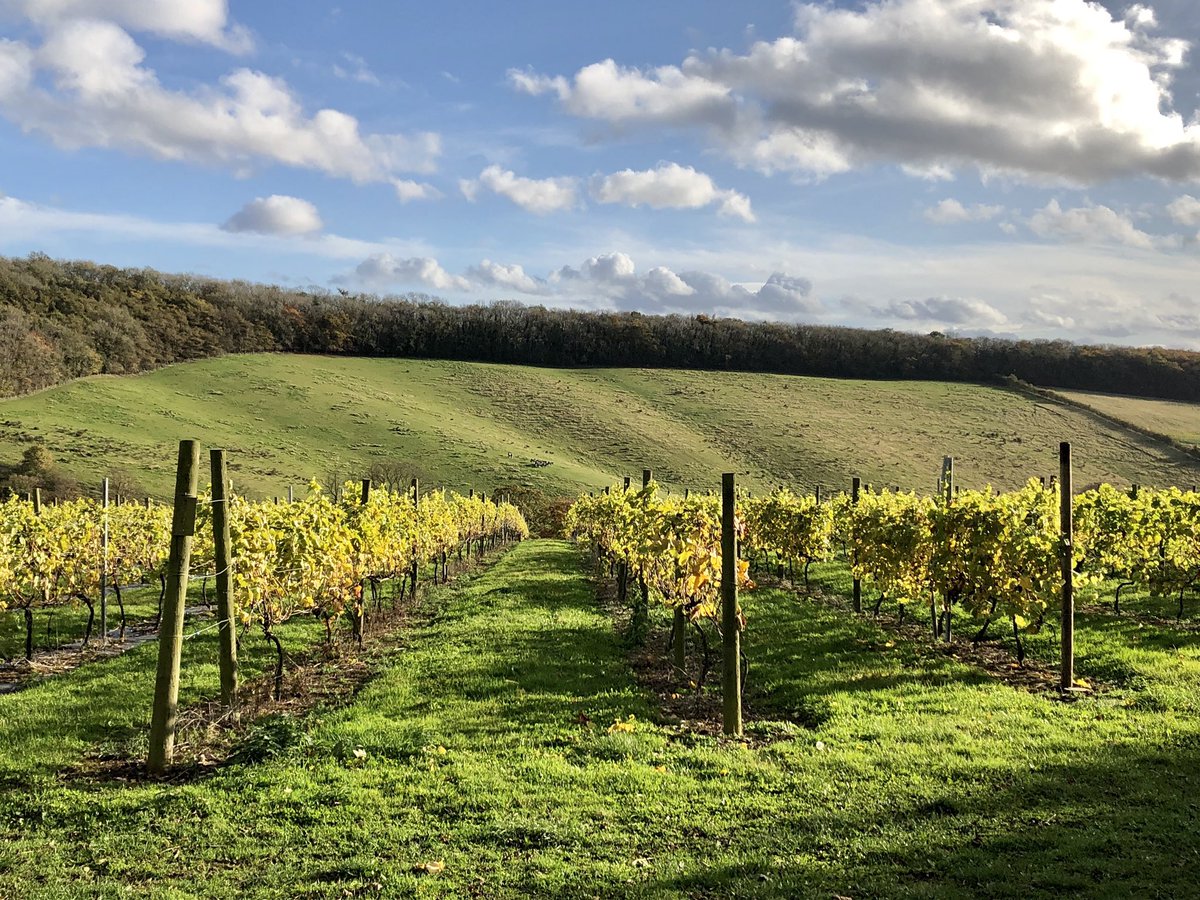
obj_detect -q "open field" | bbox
[4,354,1200,499]
[1054,389,1200,449]
[1,540,1198,897]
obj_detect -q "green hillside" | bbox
[4,354,1200,499]
[1054,389,1200,448]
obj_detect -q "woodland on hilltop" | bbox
[1,251,1198,402]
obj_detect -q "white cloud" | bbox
[552,251,816,315]
[355,254,469,291]
[509,59,732,128]
[465,259,549,294]
[222,195,322,236]
[0,0,253,52]
[1028,200,1157,249]
[459,164,577,214]
[923,198,1004,225]
[590,162,755,222]
[0,191,434,260]
[515,0,1200,184]
[1167,194,1200,226]
[391,179,441,203]
[0,20,439,182]
[877,296,1008,328]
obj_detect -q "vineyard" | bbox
[0,443,528,769]
[565,452,1200,731]
[3,440,1200,895]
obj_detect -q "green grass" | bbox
[1055,389,1200,449]
[2,540,1199,897]
[5,354,1200,499]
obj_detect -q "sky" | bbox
[2,1,1200,348]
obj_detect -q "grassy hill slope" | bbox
[1054,389,1200,448]
[4,354,1200,499]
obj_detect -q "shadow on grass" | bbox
[648,732,1200,898]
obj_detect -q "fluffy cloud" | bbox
[355,254,469,291]
[514,0,1200,184]
[552,251,816,315]
[221,195,322,236]
[1027,200,1157,249]
[590,162,754,222]
[459,165,578,214]
[875,296,1008,328]
[923,199,1004,225]
[0,0,253,51]
[1167,194,1200,226]
[0,19,439,182]
[391,179,440,203]
[465,259,549,294]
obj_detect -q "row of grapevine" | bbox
[570,449,1200,709]
[566,477,751,733]
[743,478,1200,657]
[0,482,528,666]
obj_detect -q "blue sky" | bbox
[3,1,1200,347]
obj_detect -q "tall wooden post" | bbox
[32,488,41,514]
[632,469,652,639]
[100,477,110,643]
[354,479,371,644]
[148,440,200,774]
[851,477,862,614]
[721,473,742,736]
[1060,442,1074,692]
[210,449,238,713]
[287,485,294,503]
[410,478,419,597]
[815,485,822,505]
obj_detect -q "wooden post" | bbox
[410,478,419,597]
[942,459,954,642]
[210,449,238,713]
[148,440,200,774]
[617,476,631,607]
[355,479,371,644]
[32,487,41,514]
[633,469,652,639]
[1060,442,1074,692]
[851,477,862,614]
[815,485,822,505]
[100,478,109,644]
[1130,483,1140,500]
[721,473,742,736]
[287,485,294,503]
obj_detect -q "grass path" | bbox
[2,541,1200,897]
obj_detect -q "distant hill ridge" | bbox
[2,251,1198,402]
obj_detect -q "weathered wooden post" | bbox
[32,488,41,514]
[721,472,742,736]
[100,477,110,644]
[632,469,652,639]
[148,440,200,774]
[851,477,862,614]
[1060,442,1074,692]
[410,478,419,596]
[210,449,238,714]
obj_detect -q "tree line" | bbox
[2,251,1199,403]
